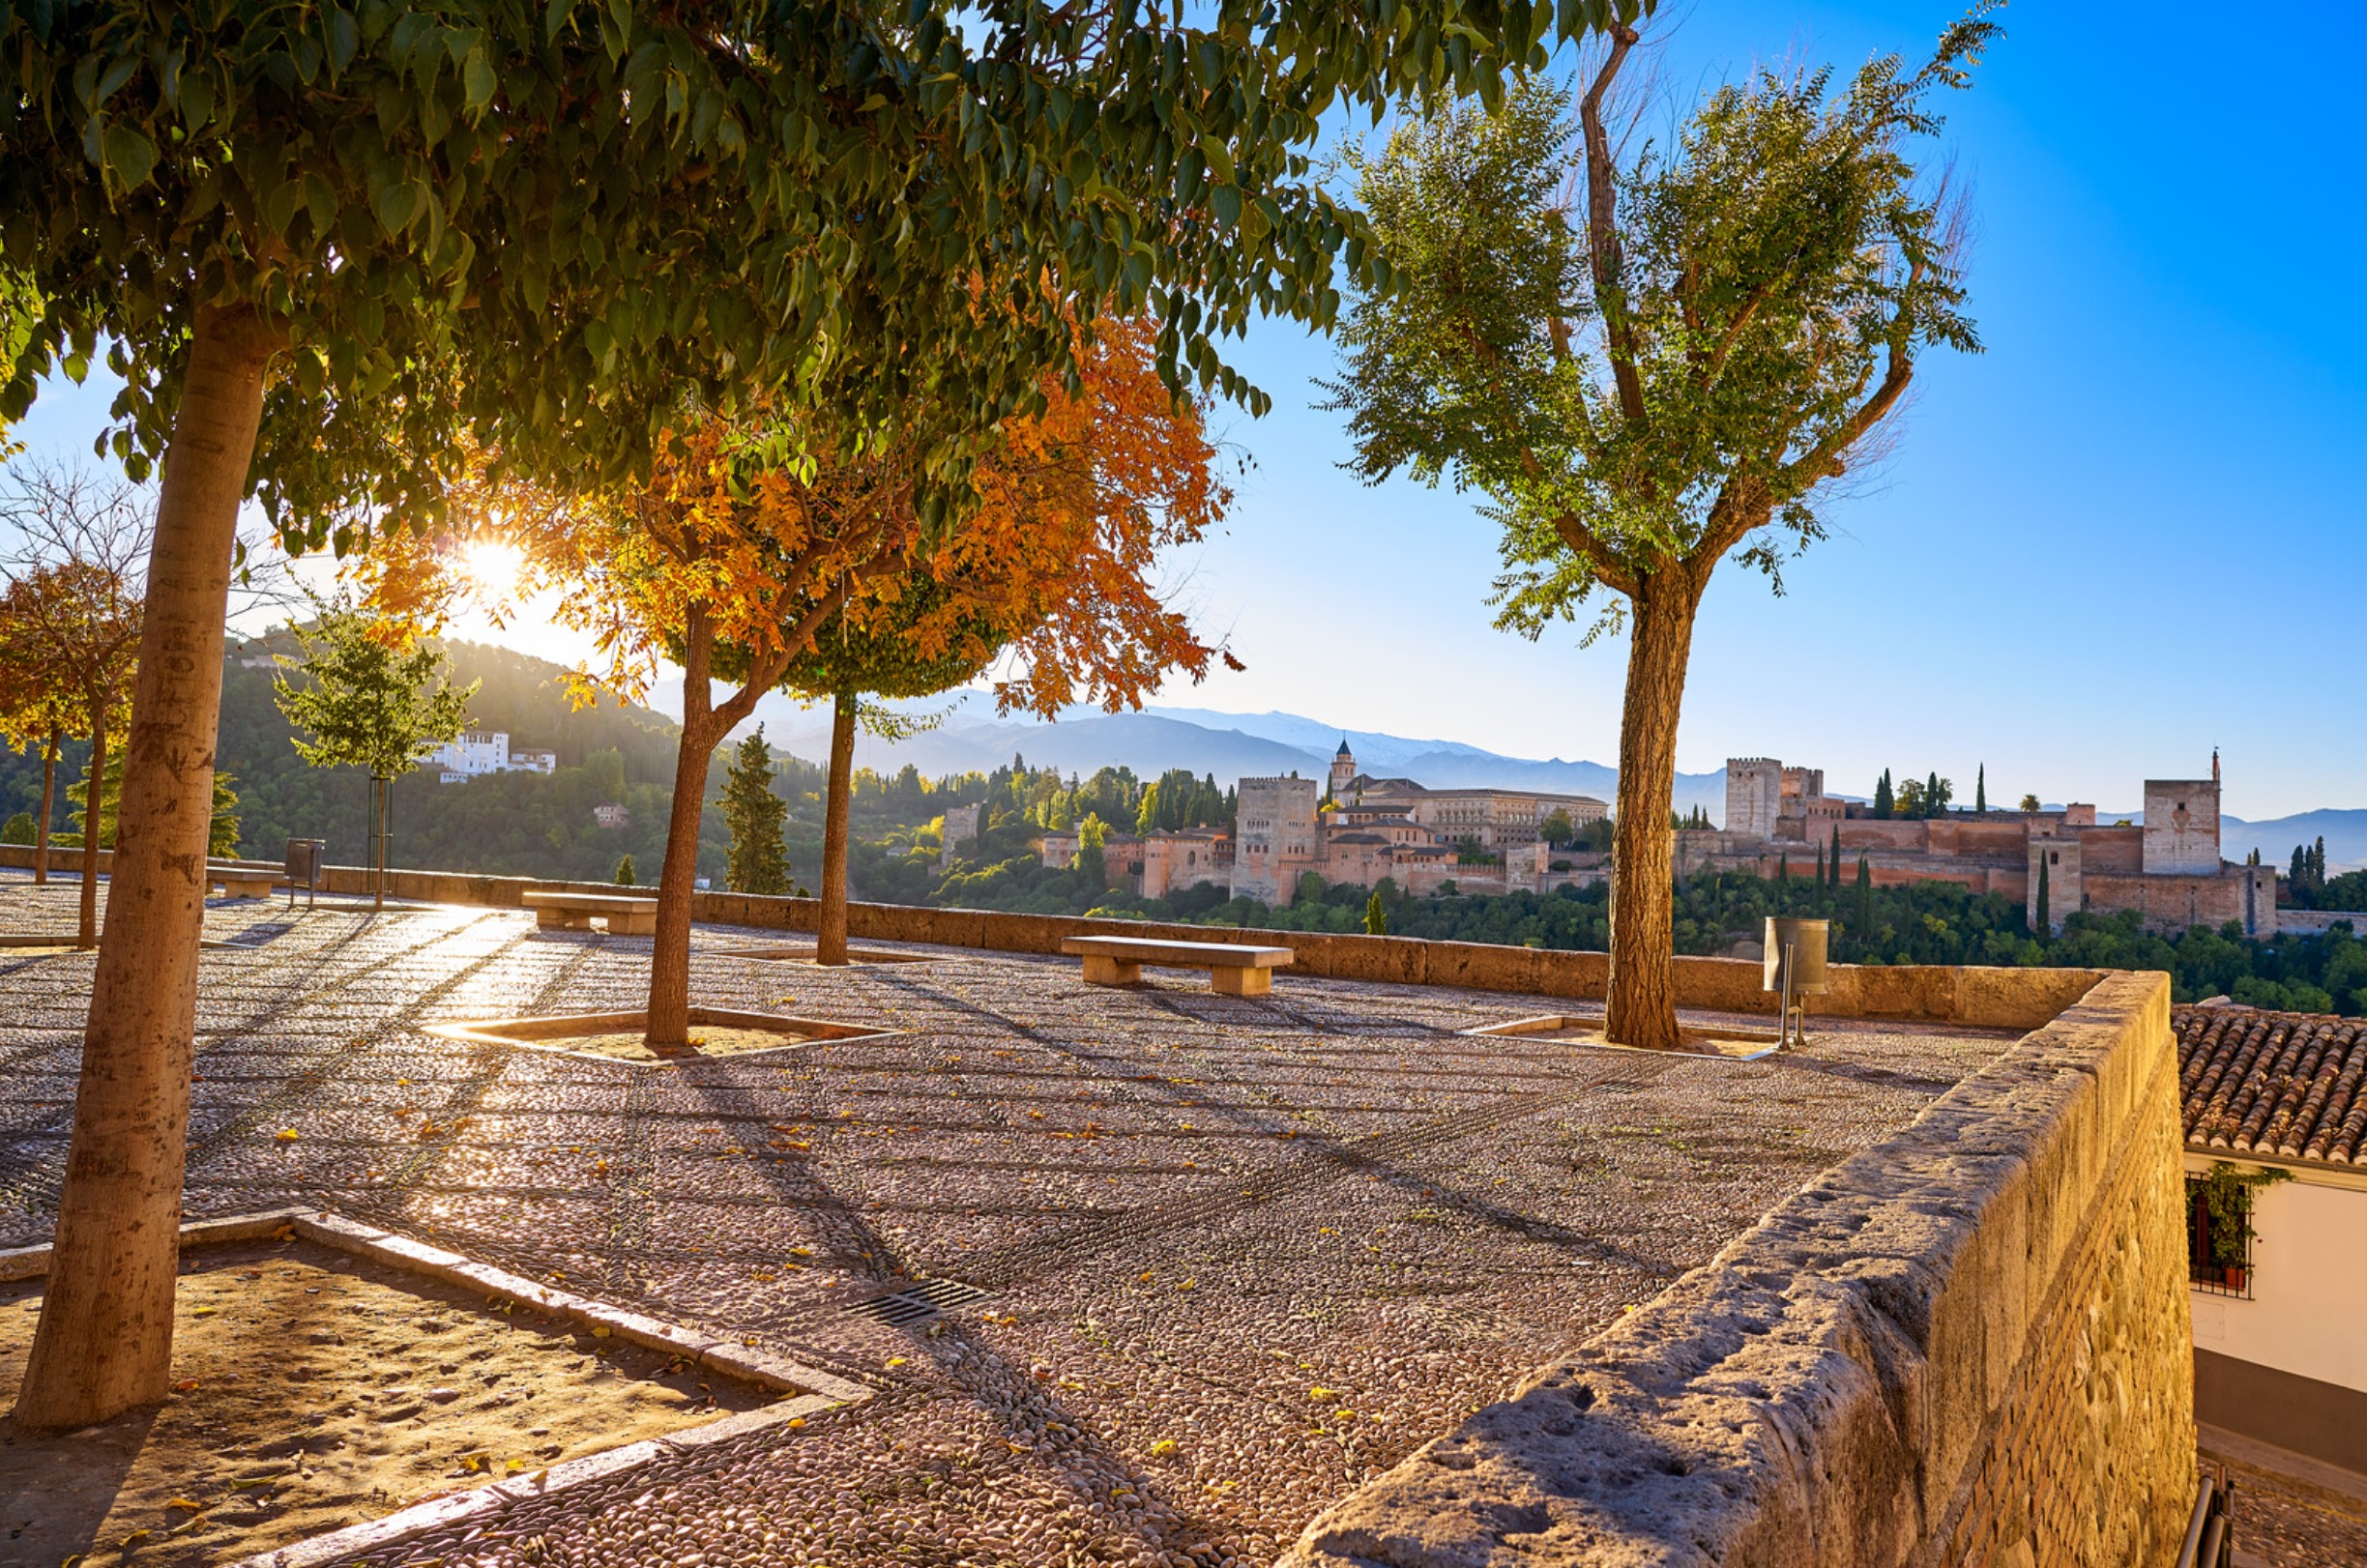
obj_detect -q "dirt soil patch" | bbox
[0,1235,773,1568]
[557,1025,822,1062]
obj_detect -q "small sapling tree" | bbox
[274,603,474,910]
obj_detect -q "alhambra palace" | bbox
[1032,741,1612,903]
[1036,743,2292,934]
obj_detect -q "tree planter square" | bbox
[1462,1012,1785,1060]
[428,1007,896,1065]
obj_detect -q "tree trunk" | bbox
[15,304,275,1431]
[1603,571,1705,1051]
[373,776,387,912]
[34,725,58,885]
[817,691,857,966]
[646,609,720,1049]
[75,711,106,949]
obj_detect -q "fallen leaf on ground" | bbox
[275,1129,299,1142]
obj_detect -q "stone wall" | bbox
[0,846,2105,1030]
[1278,970,2193,1568]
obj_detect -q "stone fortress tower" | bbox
[1232,775,1320,904]
[1329,740,1358,802]
[1724,758,1785,840]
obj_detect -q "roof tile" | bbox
[2176,1003,2367,1166]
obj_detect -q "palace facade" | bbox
[1039,741,1611,906]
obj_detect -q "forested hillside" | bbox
[2,638,720,881]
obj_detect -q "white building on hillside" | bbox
[429,731,557,784]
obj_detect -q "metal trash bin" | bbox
[285,838,328,911]
[1763,916,1829,1049]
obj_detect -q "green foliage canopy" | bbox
[1,0,1651,541]
[273,606,475,779]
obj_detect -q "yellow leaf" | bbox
[506,1458,526,1473]
[191,1306,217,1317]
[886,1356,908,1368]
[1174,1278,1194,1292]
[165,1497,207,1512]
[590,1325,611,1338]
[119,1530,152,1547]
[786,1416,806,1430]
[275,1128,299,1142]
[1150,1438,1177,1456]
[1307,1386,1335,1400]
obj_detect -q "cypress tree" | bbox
[1874,769,1893,817]
[1925,771,1943,820]
[1776,853,1790,885]
[721,726,791,896]
[1828,824,1843,887]
[1814,841,1826,887]
[1364,889,1388,936]
[2034,853,2051,938]
[1855,854,1873,933]
[1975,764,1986,813]
[614,855,637,887]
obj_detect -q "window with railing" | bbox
[2187,1173,2255,1299]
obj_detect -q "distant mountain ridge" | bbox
[748,692,1729,817]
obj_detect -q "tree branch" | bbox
[1780,270,1922,492]
[1550,510,1639,598]
[1579,24,1646,429]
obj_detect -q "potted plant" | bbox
[2194,1162,2293,1291]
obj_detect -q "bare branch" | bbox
[1579,22,1648,428]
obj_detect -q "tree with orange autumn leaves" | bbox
[363,318,1231,1043]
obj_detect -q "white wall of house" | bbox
[2187,1155,2367,1395]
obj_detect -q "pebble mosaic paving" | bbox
[0,875,2026,1568]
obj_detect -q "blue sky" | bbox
[10,2,2363,818]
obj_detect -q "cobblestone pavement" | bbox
[0,877,2025,1568]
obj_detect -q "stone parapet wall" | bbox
[0,847,2102,1030]
[1279,970,2193,1568]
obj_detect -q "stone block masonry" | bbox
[1279,971,2194,1568]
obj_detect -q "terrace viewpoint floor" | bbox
[0,876,2024,1568]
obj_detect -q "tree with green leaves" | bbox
[1328,16,1994,1045]
[1875,769,1896,818]
[274,605,474,910]
[1365,889,1389,936]
[1855,853,1873,933]
[2020,793,2042,814]
[1974,763,1986,813]
[2035,852,2052,938]
[720,727,789,898]
[1075,814,1111,895]
[272,605,471,913]
[613,854,636,887]
[1540,806,1574,848]
[3,0,1639,1432]
[1828,824,1843,888]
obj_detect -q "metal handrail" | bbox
[2176,1466,2235,1568]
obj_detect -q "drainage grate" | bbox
[845,1278,989,1327]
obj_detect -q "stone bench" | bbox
[522,889,658,936]
[208,865,278,899]
[1060,935,1295,997]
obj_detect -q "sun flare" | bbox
[456,539,528,603]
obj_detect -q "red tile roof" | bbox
[2177,1003,2367,1168]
